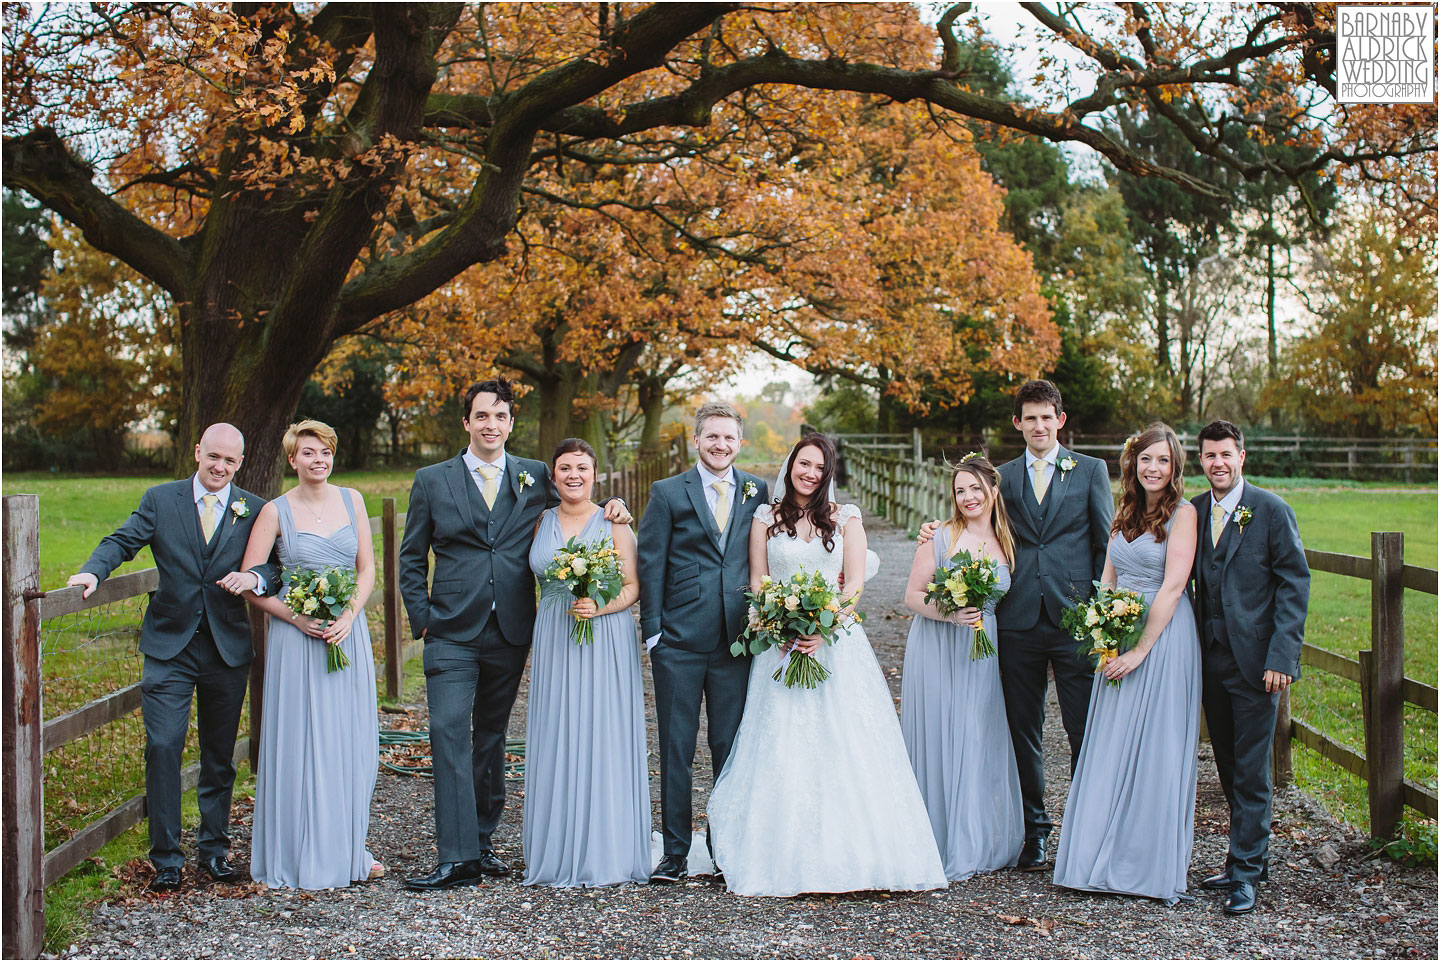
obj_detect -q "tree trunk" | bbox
[1265,230,1281,429]
[531,374,576,459]
[637,376,667,456]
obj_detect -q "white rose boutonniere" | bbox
[518,470,536,489]
[230,499,250,524]
[1234,506,1253,529]
[742,480,758,503]
[1058,456,1077,479]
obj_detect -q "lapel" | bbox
[1036,449,1070,536]
[684,467,724,552]
[1004,458,1036,539]
[723,470,751,547]
[177,482,207,571]
[1220,485,1255,569]
[444,453,480,538]
[492,456,531,544]
[205,487,242,569]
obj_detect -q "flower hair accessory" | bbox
[959,451,984,464]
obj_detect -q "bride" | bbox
[707,433,946,896]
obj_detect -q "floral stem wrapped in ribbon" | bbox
[542,535,623,645]
[732,569,862,689]
[1061,581,1147,687]
[282,565,358,672]
[923,548,1002,660]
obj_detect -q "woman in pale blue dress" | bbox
[523,437,648,887]
[901,454,1024,881]
[236,419,380,889]
[1054,422,1201,905]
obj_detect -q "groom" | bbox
[66,423,277,891]
[398,378,630,890]
[638,401,767,883]
[1191,419,1309,915]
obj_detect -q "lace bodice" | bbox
[755,503,861,588]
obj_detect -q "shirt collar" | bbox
[1025,444,1060,469]
[192,473,232,506]
[1212,478,1246,514]
[697,462,736,489]
[463,448,506,475]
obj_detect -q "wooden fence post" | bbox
[1273,687,1293,789]
[383,498,402,701]
[247,607,266,772]
[1362,531,1405,839]
[3,495,45,959]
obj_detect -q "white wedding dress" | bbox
[706,504,947,896]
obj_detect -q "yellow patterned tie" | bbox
[476,463,499,509]
[1032,460,1049,505]
[200,493,219,542]
[712,480,731,532]
[1211,502,1226,547]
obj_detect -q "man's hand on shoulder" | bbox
[602,499,633,525]
[67,572,99,599]
[916,520,942,545]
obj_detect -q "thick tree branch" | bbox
[2,127,193,297]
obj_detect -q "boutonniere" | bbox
[1058,456,1077,478]
[1234,506,1253,529]
[741,480,758,503]
[518,470,536,489]
[230,499,250,523]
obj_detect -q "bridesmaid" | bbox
[522,438,649,887]
[900,454,1024,880]
[1054,422,1201,905]
[235,419,381,889]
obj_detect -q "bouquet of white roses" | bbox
[1061,582,1147,687]
[282,565,359,672]
[923,549,1002,660]
[732,569,862,689]
[542,535,624,645]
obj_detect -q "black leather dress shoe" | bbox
[477,850,511,877]
[1017,836,1048,871]
[1223,880,1257,914]
[148,866,182,892]
[1201,870,1236,890]
[650,855,688,883]
[402,860,485,891]
[199,856,245,884]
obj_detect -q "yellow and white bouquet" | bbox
[282,565,359,672]
[542,536,624,645]
[732,569,862,689]
[1062,582,1147,687]
[923,549,1003,659]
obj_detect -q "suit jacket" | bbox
[1191,483,1310,688]
[637,467,768,653]
[995,447,1114,631]
[81,479,273,667]
[398,451,558,645]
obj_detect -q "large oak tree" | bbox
[4,2,1431,492]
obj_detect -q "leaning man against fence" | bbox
[66,423,279,893]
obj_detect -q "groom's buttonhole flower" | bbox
[742,480,758,503]
[230,498,249,521]
[519,470,536,488]
[1234,507,1253,528]
[1058,457,1077,477]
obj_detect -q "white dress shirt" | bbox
[462,448,508,496]
[1210,478,1247,529]
[1024,444,1060,493]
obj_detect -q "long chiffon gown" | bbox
[900,529,1023,881]
[522,507,650,887]
[1053,509,1202,904]
[707,504,946,897]
[251,491,379,889]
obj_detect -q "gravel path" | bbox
[64,507,1437,959]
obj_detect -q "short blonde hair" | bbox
[283,419,339,459]
[694,400,743,439]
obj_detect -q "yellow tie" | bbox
[1032,460,1049,505]
[200,493,219,542]
[476,463,499,509]
[1211,502,1226,547]
[711,480,731,532]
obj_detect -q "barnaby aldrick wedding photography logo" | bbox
[1335,4,1436,104]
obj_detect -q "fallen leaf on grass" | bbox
[998,914,1057,936]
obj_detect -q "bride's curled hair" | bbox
[769,433,839,552]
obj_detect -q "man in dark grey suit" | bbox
[638,401,767,883]
[398,379,629,890]
[67,423,277,892]
[994,380,1113,870]
[1191,419,1309,915]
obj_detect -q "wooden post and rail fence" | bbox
[840,441,1439,837]
[1,444,685,959]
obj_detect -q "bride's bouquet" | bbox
[1062,582,1147,687]
[542,536,624,645]
[923,549,1002,660]
[282,565,359,672]
[732,569,862,689]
